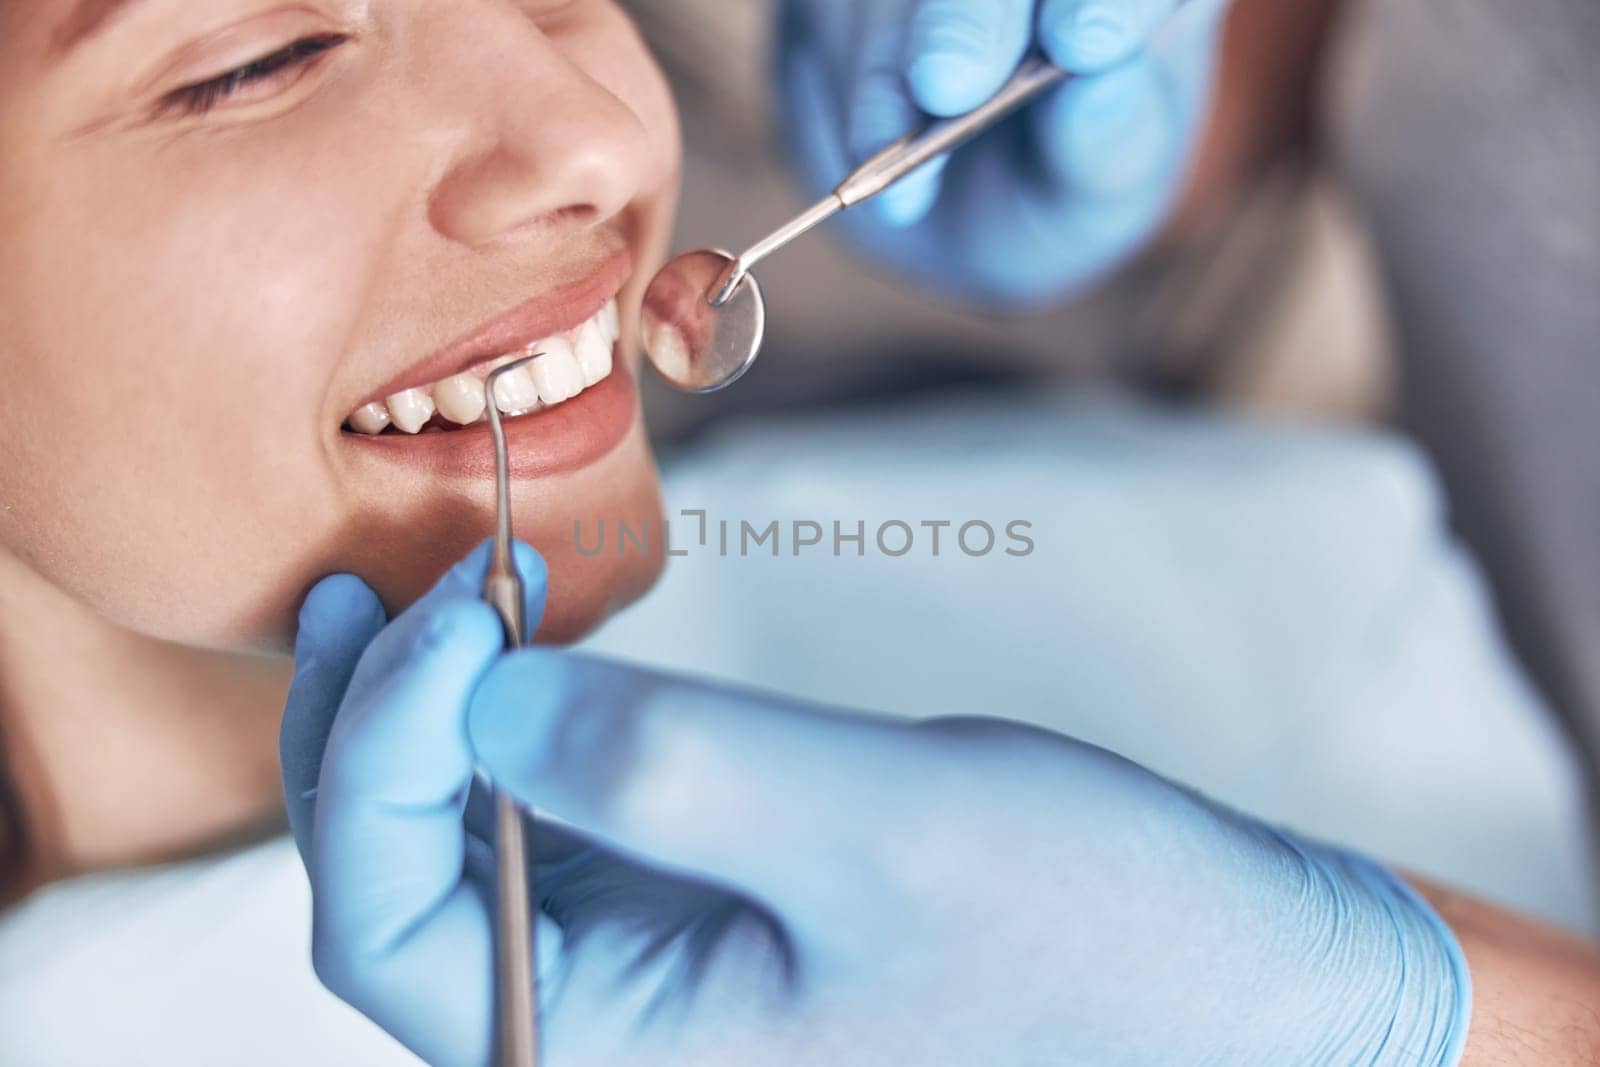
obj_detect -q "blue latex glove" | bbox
[777,0,1230,305]
[284,546,1472,1066]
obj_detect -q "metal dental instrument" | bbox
[642,56,1068,394]
[484,356,542,1067]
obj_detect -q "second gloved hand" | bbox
[778,0,1231,305]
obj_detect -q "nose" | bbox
[424,16,650,248]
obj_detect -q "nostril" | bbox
[548,205,598,226]
[427,142,608,246]
[472,203,602,248]
[515,204,600,230]
[480,204,601,249]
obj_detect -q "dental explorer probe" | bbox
[483,356,543,1067]
[642,55,1069,393]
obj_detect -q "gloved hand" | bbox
[777,0,1231,305]
[284,544,1472,1067]
[279,540,552,1066]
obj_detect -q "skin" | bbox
[1418,880,1600,1064]
[0,0,678,886]
[1173,0,1344,232]
[0,0,1595,1061]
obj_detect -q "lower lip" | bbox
[341,358,639,480]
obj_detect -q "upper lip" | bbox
[355,246,633,410]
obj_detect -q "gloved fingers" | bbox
[781,36,946,259]
[315,886,566,1067]
[314,880,495,1067]
[848,4,954,226]
[304,591,510,1065]
[926,117,1176,303]
[903,0,1035,116]
[461,781,593,878]
[1145,0,1230,130]
[282,573,387,870]
[1155,0,1233,47]
[846,54,947,225]
[1030,56,1179,199]
[1037,0,1182,73]
[338,539,546,713]
[966,17,1211,300]
[876,156,949,228]
[331,901,576,1067]
[310,592,504,957]
[284,540,546,869]
[467,651,921,939]
[776,23,854,203]
[306,543,547,1037]
[870,0,1037,224]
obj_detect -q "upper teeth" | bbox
[347,298,620,435]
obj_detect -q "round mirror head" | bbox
[642,249,766,394]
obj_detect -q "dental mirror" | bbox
[641,248,766,394]
[641,56,1068,394]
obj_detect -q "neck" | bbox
[0,549,292,898]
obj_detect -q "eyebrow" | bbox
[52,0,147,55]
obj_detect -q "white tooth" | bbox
[386,387,436,434]
[599,299,620,344]
[573,319,614,387]
[492,366,540,414]
[433,373,487,425]
[644,317,689,383]
[348,402,392,435]
[530,337,584,406]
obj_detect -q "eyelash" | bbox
[163,34,348,117]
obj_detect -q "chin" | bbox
[536,520,666,644]
[529,423,668,644]
[325,423,667,647]
[539,465,667,643]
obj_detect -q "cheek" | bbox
[0,125,384,648]
[535,434,669,643]
[324,428,668,646]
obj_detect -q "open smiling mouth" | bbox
[343,299,621,436]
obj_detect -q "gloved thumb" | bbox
[282,574,388,866]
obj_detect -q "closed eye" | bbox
[160,34,348,118]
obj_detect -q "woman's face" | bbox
[0,0,680,647]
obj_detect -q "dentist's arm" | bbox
[1417,881,1600,1065]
